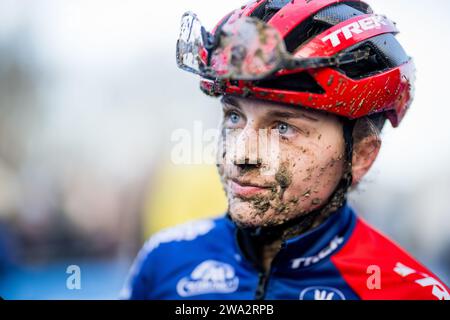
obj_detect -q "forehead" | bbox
[221,95,334,122]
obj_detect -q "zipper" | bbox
[254,271,270,300]
[254,242,286,300]
[232,222,282,300]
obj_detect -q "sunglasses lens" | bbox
[210,17,285,80]
[176,12,208,75]
[176,13,287,80]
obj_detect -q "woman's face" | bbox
[217,96,346,228]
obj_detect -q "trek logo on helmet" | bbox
[322,15,390,47]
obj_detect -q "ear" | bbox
[351,135,381,186]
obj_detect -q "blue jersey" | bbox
[121,204,449,300]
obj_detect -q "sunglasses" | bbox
[176,11,373,81]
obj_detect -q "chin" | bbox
[230,214,265,229]
[229,202,263,228]
[228,200,281,229]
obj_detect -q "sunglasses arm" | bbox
[282,49,372,71]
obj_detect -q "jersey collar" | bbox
[225,203,356,274]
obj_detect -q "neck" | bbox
[235,208,328,273]
[259,210,331,272]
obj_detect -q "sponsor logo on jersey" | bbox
[177,260,239,297]
[300,287,346,300]
[290,236,344,269]
[394,262,449,300]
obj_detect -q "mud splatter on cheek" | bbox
[302,149,346,209]
[275,162,292,200]
[302,166,314,182]
[217,129,232,197]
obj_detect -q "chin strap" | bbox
[229,119,356,244]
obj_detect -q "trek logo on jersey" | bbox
[322,15,391,47]
[300,287,346,300]
[290,236,344,269]
[176,260,239,297]
[393,262,449,300]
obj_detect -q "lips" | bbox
[229,179,273,198]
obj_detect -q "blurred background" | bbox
[0,0,448,299]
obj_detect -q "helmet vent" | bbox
[254,72,325,94]
[338,34,410,79]
[285,3,368,53]
[250,0,291,22]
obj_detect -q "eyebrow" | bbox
[221,96,241,108]
[220,95,319,122]
[266,110,319,122]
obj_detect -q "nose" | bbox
[223,124,280,176]
[232,125,261,168]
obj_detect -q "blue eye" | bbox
[229,112,240,124]
[277,122,290,135]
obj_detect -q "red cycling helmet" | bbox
[199,0,415,127]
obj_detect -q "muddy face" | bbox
[217,96,346,229]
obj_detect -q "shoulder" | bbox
[120,214,233,299]
[331,217,449,300]
[141,217,220,253]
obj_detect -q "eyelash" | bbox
[277,122,311,137]
[273,122,297,137]
[223,110,243,127]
